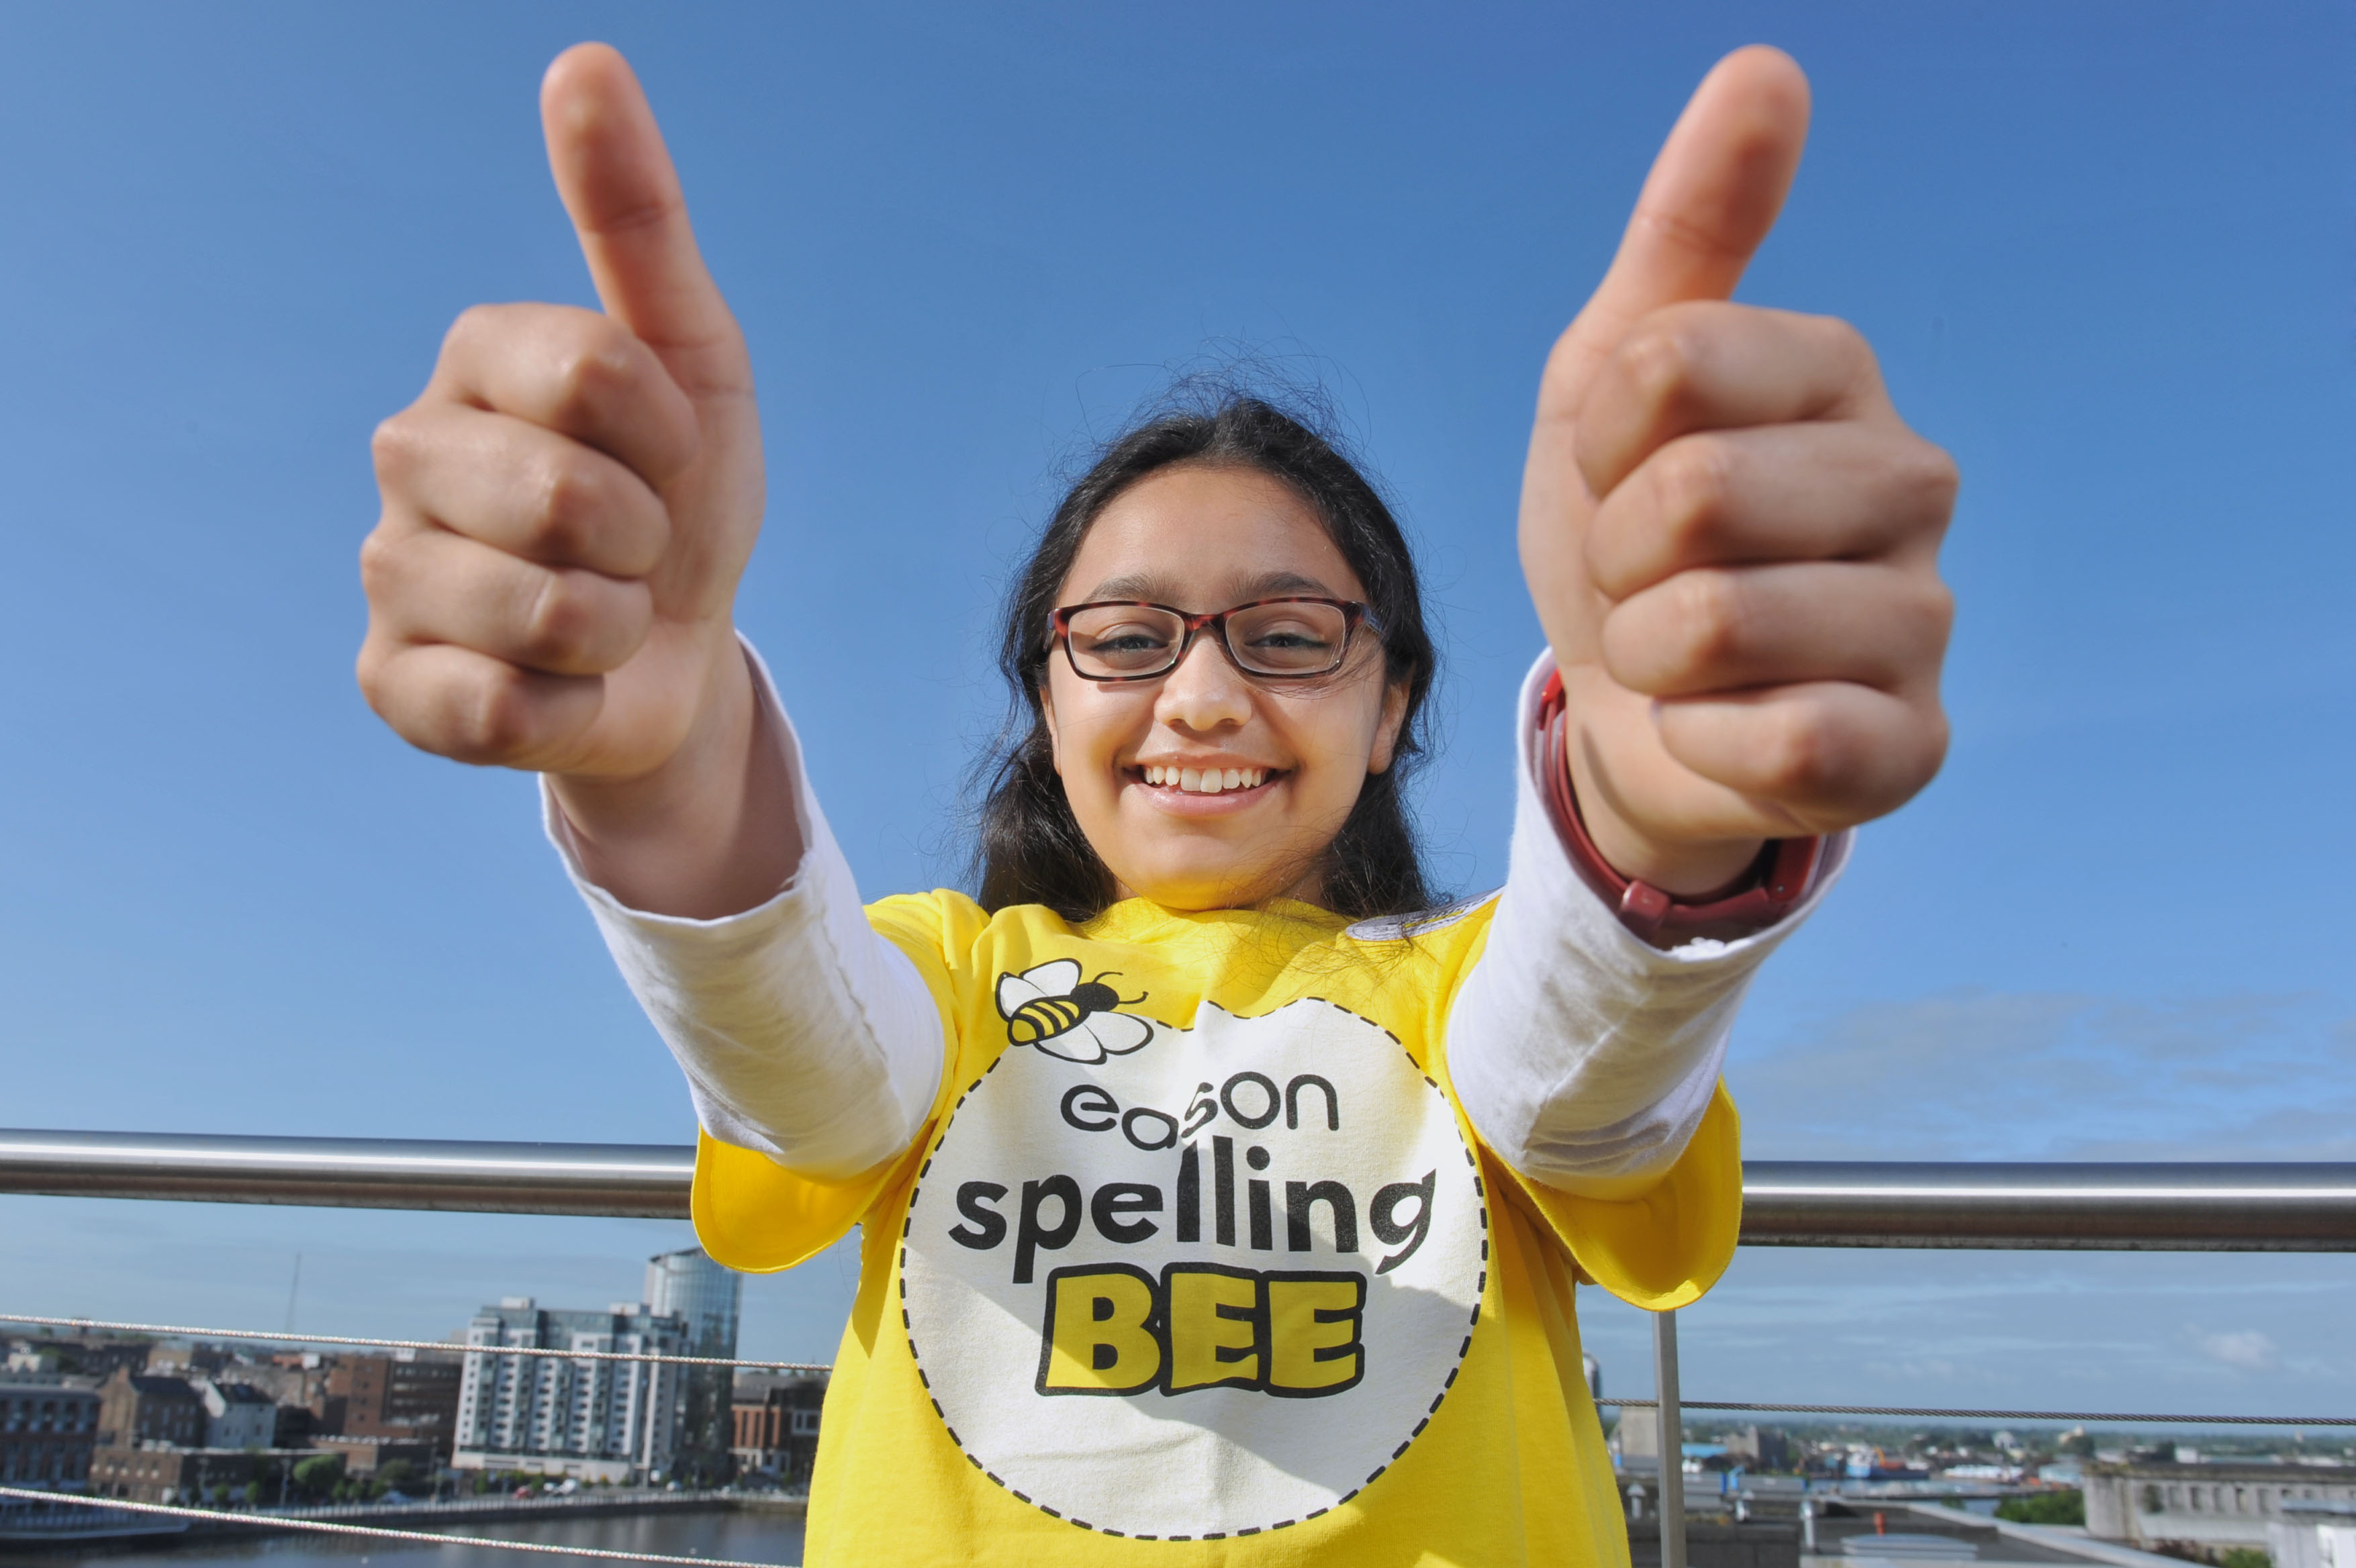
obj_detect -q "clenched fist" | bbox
[1521,48,1956,893]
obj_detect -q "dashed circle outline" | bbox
[895,993,1491,1540]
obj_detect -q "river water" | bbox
[8,1508,806,1568]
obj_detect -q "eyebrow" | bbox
[1078,569,1340,606]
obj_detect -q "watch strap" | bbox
[1536,669,1820,945]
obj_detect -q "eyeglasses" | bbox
[1047,597,1380,683]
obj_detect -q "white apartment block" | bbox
[192,1379,276,1449]
[452,1297,688,1484]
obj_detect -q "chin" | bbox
[1122,854,1305,913]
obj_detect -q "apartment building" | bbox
[453,1297,688,1484]
[0,1373,100,1488]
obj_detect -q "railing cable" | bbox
[1597,1398,2356,1426]
[0,1314,827,1373]
[17,1314,2351,1427]
[0,1485,788,1568]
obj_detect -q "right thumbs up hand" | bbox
[361,46,793,914]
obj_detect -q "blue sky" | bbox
[2,3,2351,1424]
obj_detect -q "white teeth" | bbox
[1145,765,1273,793]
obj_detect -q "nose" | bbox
[1153,629,1254,734]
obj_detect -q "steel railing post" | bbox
[1653,1308,1685,1568]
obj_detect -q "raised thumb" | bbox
[1546,46,1811,413]
[540,44,747,394]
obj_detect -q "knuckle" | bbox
[452,663,542,761]
[1816,312,1870,360]
[444,303,505,356]
[356,528,404,599]
[1616,320,1705,413]
[1668,569,1750,669]
[1757,703,1845,799]
[515,571,608,668]
[547,321,637,425]
[353,638,393,712]
[1650,439,1737,556]
[1910,442,1963,513]
[1812,313,1879,384]
[369,412,424,483]
[524,454,606,559]
[1912,576,1957,643]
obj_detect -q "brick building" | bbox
[326,1353,463,1457]
[312,1434,438,1479]
[88,1446,277,1505]
[731,1373,827,1487]
[0,1373,100,1488]
[95,1369,204,1449]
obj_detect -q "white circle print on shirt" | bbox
[899,975,1489,1540]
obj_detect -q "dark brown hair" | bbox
[972,389,1439,922]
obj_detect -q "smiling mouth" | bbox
[1131,764,1283,797]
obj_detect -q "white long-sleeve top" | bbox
[547,646,1847,1192]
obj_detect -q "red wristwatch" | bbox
[1536,670,1819,945]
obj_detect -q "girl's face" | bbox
[1041,462,1409,912]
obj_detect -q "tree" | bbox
[1997,1491,2085,1527]
[290,1455,345,1499]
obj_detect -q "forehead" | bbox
[1061,463,1366,607]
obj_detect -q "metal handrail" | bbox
[1737,1160,2356,1250]
[5,1129,2355,1250]
[0,1130,691,1219]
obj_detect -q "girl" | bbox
[359,42,1954,1568]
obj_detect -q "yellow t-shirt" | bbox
[693,891,1742,1567]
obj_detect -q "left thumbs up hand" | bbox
[1520,46,1957,895]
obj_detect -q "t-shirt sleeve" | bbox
[692,890,984,1274]
[549,642,949,1188]
[1486,1081,1745,1312]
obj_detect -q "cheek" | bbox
[1046,684,1133,785]
[1277,686,1387,799]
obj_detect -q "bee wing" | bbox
[993,973,1041,1020]
[1082,1012,1155,1059]
[1025,958,1084,994]
[995,959,1080,1020]
[1028,1028,1108,1065]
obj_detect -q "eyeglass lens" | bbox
[1064,601,1352,679]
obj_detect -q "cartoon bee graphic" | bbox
[994,959,1154,1064]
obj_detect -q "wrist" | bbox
[1567,763,1762,896]
[552,631,750,823]
[550,634,801,918]
[1536,669,1818,945]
